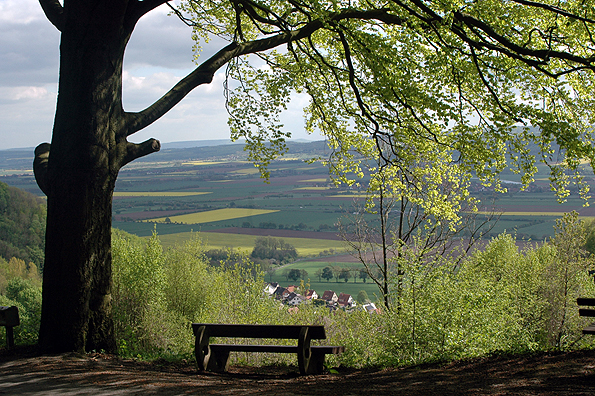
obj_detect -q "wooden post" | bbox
[194,325,211,371]
[5,326,14,349]
[297,326,312,375]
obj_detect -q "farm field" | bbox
[156,230,348,255]
[3,140,595,303]
[2,140,595,250]
[144,208,281,224]
[113,192,211,197]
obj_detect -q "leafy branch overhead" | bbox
[173,0,595,213]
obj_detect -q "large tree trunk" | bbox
[37,3,132,353]
[33,0,294,353]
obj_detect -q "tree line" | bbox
[278,265,369,283]
[204,236,298,275]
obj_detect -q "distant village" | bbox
[264,282,380,314]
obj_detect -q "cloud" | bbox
[124,70,230,145]
[0,86,56,149]
[10,86,52,101]
[0,0,47,24]
[0,0,320,149]
[125,9,197,70]
[0,6,59,87]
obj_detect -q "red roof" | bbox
[337,293,352,306]
[321,290,336,301]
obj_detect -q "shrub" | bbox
[112,229,170,356]
[109,218,595,368]
[0,277,42,346]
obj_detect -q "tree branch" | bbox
[125,8,405,137]
[33,143,51,196]
[125,0,170,28]
[39,0,65,31]
[511,0,595,24]
[454,11,595,69]
[117,139,161,168]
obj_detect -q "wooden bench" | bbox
[577,298,595,334]
[0,306,20,349]
[192,323,344,375]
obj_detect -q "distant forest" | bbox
[0,182,46,269]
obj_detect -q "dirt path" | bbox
[1,349,595,395]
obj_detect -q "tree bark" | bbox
[37,1,136,353]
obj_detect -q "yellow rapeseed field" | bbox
[113,192,211,197]
[144,208,279,224]
[299,178,328,183]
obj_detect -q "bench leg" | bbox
[308,350,326,374]
[207,349,231,372]
[6,326,14,350]
[195,326,211,371]
[297,326,312,375]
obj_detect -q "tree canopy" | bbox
[33,0,595,353]
[251,236,298,263]
[179,0,595,222]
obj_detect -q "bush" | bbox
[109,217,595,368]
[0,277,42,346]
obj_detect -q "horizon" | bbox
[0,137,325,152]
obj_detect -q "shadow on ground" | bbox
[1,347,595,395]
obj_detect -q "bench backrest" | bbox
[0,306,19,327]
[192,323,326,340]
[577,298,595,306]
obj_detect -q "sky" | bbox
[0,0,318,150]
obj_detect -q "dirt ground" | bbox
[1,347,595,395]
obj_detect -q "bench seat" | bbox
[209,344,345,354]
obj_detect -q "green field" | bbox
[266,260,381,302]
[157,231,348,255]
[155,229,372,300]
